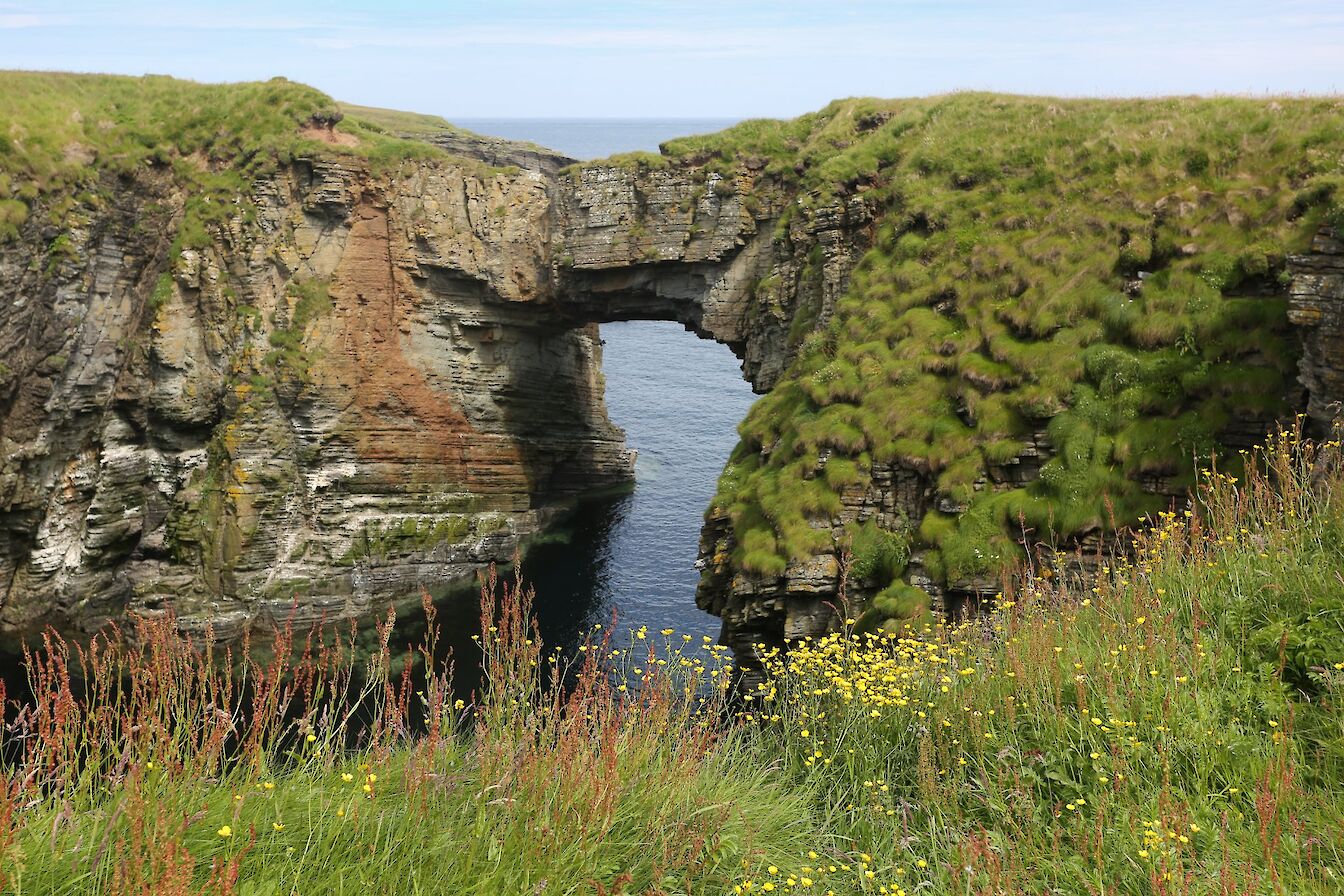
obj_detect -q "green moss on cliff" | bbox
[0,198,29,241]
[147,272,174,313]
[264,276,333,383]
[344,515,476,562]
[845,519,910,585]
[700,94,1344,604]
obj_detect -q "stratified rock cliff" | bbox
[1289,229,1344,428]
[0,102,874,641]
[551,163,870,391]
[664,98,1344,668]
[0,141,632,636]
[3,76,1343,671]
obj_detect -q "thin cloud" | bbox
[298,25,794,53]
[132,12,343,31]
[3,1,1341,115]
[0,12,62,28]
[1,5,342,32]
[292,12,1344,68]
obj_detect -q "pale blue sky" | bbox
[2,1,1341,118]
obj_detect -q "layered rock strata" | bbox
[0,135,869,640]
[0,153,634,637]
[1289,229,1344,430]
[551,165,872,390]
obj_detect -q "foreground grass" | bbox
[3,430,1342,894]
[0,576,814,895]
[744,426,1344,893]
[6,721,809,895]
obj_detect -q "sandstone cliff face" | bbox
[0,153,633,637]
[1289,229,1344,429]
[550,162,872,392]
[0,131,884,644]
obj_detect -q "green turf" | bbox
[694,94,1343,613]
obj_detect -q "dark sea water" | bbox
[528,320,757,652]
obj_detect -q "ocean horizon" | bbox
[452,117,742,160]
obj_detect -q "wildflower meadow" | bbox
[2,427,1342,894]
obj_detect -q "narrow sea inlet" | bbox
[458,118,755,654]
[528,319,757,653]
[0,119,754,694]
[0,318,755,701]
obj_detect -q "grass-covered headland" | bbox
[0,71,497,249]
[7,74,1344,633]
[682,95,1344,616]
[2,428,1342,894]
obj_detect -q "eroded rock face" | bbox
[0,154,634,637]
[0,135,873,641]
[550,163,871,391]
[1289,229,1344,429]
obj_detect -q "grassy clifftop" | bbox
[690,94,1344,606]
[5,75,1343,625]
[0,71,487,246]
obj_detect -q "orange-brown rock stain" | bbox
[320,202,529,501]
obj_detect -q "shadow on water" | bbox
[525,491,632,657]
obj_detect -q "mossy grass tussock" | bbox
[3,429,1343,893]
[694,94,1344,621]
